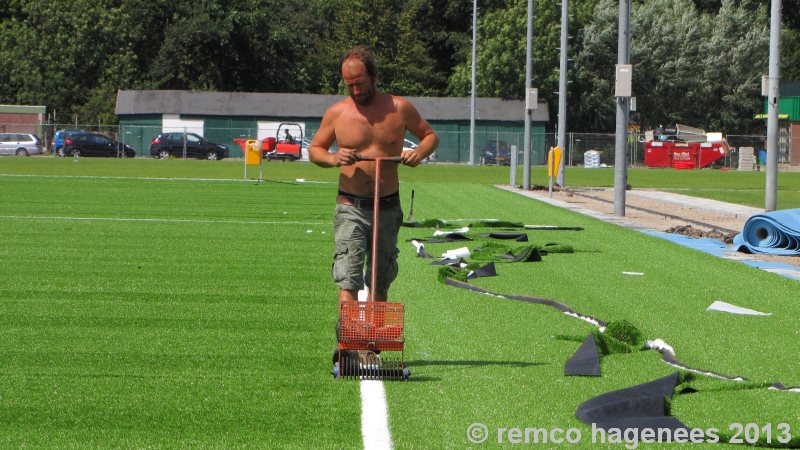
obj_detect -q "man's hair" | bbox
[339,46,378,80]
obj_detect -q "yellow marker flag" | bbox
[548,146,563,177]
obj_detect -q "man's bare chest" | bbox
[334,109,406,151]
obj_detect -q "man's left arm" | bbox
[400,99,439,167]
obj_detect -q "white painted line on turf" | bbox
[0,173,250,182]
[360,380,393,450]
[0,173,336,184]
[0,215,324,226]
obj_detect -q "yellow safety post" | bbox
[547,146,562,177]
[548,146,562,197]
[245,139,263,181]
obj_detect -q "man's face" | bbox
[342,59,376,106]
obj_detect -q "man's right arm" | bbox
[309,108,339,167]
[309,104,359,168]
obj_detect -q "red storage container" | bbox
[698,142,726,168]
[670,142,697,169]
[644,141,671,167]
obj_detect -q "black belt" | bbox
[337,194,400,210]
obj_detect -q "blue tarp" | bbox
[733,208,800,256]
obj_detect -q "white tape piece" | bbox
[706,300,772,316]
[433,227,469,236]
[442,247,470,259]
[360,380,393,450]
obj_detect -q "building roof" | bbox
[780,81,800,97]
[115,90,549,122]
[0,105,46,114]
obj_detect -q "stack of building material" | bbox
[584,150,601,168]
[738,147,755,171]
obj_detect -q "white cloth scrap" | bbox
[433,227,469,237]
[442,247,470,259]
[706,300,771,316]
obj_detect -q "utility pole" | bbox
[556,0,568,188]
[765,0,782,211]
[522,0,534,189]
[469,0,478,166]
[613,0,631,217]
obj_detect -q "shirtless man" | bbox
[309,46,439,303]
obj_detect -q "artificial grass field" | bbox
[1,157,799,448]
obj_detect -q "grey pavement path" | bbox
[495,186,658,231]
[626,190,763,218]
[496,186,762,230]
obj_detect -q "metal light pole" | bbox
[765,0,782,211]
[613,0,631,217]
[556,0,568,187]
[469,0,478,165]
[522,0,534,189]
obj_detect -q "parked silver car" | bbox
[0,133,44,156]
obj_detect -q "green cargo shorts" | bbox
[332,202,403,298]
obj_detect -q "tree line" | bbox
[1,0,798,134]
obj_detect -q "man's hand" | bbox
[336,147,358,166]
[401,150,424,167]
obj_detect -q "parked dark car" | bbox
[58,133,135,158]
[481,140,512,165]
[149,132,230,160]
[52,129,88,153]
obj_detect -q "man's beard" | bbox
[351,86,375,106]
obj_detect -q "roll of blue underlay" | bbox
[733,208,800,256]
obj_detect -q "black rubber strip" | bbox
[407,234,471,243]
[431,258,463,266]
[443,277,607,327]
[576,372,688,432]
[564,333,601,377]
[525,225,585,231]
[478,232,529,242]
[654,345,747,382]
[467,262,497,280]
[432,245,800,391]
[494,247,542,262]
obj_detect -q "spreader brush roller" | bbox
[331,350,409,380]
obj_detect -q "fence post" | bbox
[510,145,518,186]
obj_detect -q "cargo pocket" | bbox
[332,243,349,284]
[377,247,400,293]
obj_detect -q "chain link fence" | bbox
[1,122,793,167]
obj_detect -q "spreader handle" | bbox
[351,155,402,302]
[355,155,402,163]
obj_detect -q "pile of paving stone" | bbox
[665,225,737,245]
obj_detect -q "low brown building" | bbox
[0,105,46,137]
